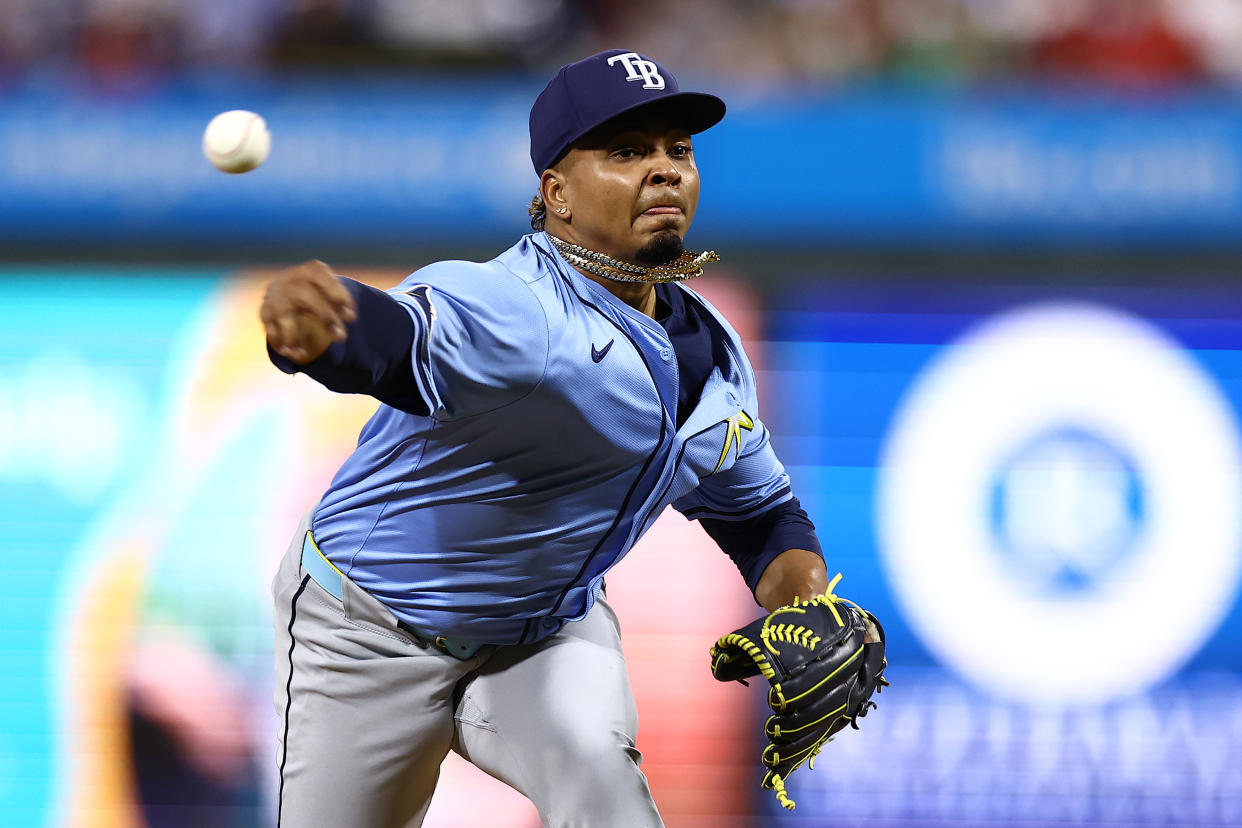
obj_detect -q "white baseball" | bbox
[202,110,271,174]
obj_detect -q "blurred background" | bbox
[3,1,1242,826]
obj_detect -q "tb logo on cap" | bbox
[607,52,665,90]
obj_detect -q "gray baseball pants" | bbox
[272,518,664,828]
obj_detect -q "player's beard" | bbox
[635,230,684,266]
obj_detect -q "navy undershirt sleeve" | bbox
[654,285,824,598]
[700,497,823,597]
[267,277,429,415]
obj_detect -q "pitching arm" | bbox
[263,261,427,414]
[264,259,548,420]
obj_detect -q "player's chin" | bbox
[635,229,686,266]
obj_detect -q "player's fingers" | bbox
[285,280,349,342]
[260,272,306,333]
[259,295,284,343]
[307,261,357,323]
[268,314,310,362]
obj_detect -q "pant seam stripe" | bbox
[277,574,311,828]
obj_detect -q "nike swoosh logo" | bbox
[591,339,615,363]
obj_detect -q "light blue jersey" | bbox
[310,232,792,644]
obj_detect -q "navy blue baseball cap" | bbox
[529,49,726,174]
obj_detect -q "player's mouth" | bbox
[641,205,683,216]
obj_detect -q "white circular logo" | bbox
[877,302,1242,706]
[988,427,1144,593]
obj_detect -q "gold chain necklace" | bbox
[547,234,719,284]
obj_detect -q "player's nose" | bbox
[647,160,681,187]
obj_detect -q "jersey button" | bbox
[660,347,671,361]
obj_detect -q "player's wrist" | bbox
[755,548,828,611]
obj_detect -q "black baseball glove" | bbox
[710,574,888,810]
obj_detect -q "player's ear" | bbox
[540,169,570,221]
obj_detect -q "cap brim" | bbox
[547,92,726,170]
[582,91,725,139]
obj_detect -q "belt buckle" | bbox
[397,620,480,660]
[435,634,483,660]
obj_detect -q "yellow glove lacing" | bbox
[710,573,892,812]
[768,728,836,810]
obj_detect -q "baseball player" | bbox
[265,49,829,827]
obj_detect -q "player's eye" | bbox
[670,144,692,158]
[612,147,641,160]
